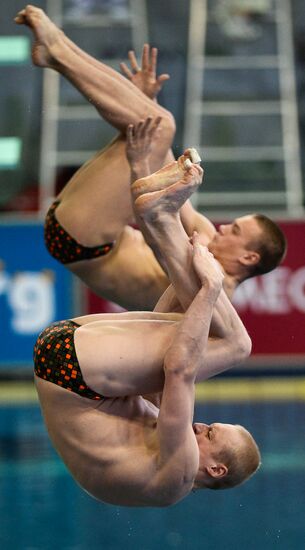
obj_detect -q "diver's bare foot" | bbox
[14,5,64,67]
[131,149,201,199]
[134,164,203,219]
[131,160,181,199]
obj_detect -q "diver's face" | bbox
[193,422,243,464]
[208,215,261,267]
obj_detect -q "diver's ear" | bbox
[206,463,228,479]
[239,251,260,267]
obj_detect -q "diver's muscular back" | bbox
[35,378,194,507]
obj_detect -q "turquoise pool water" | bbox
[0,394,304,550]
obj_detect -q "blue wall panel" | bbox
[0,221,74,367]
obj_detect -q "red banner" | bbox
[86,221,305,360]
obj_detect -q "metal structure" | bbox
[184,0,304,218]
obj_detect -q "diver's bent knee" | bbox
[162,112,176,141]
[238,333,252,363]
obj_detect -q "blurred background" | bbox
[0,0,305,549]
